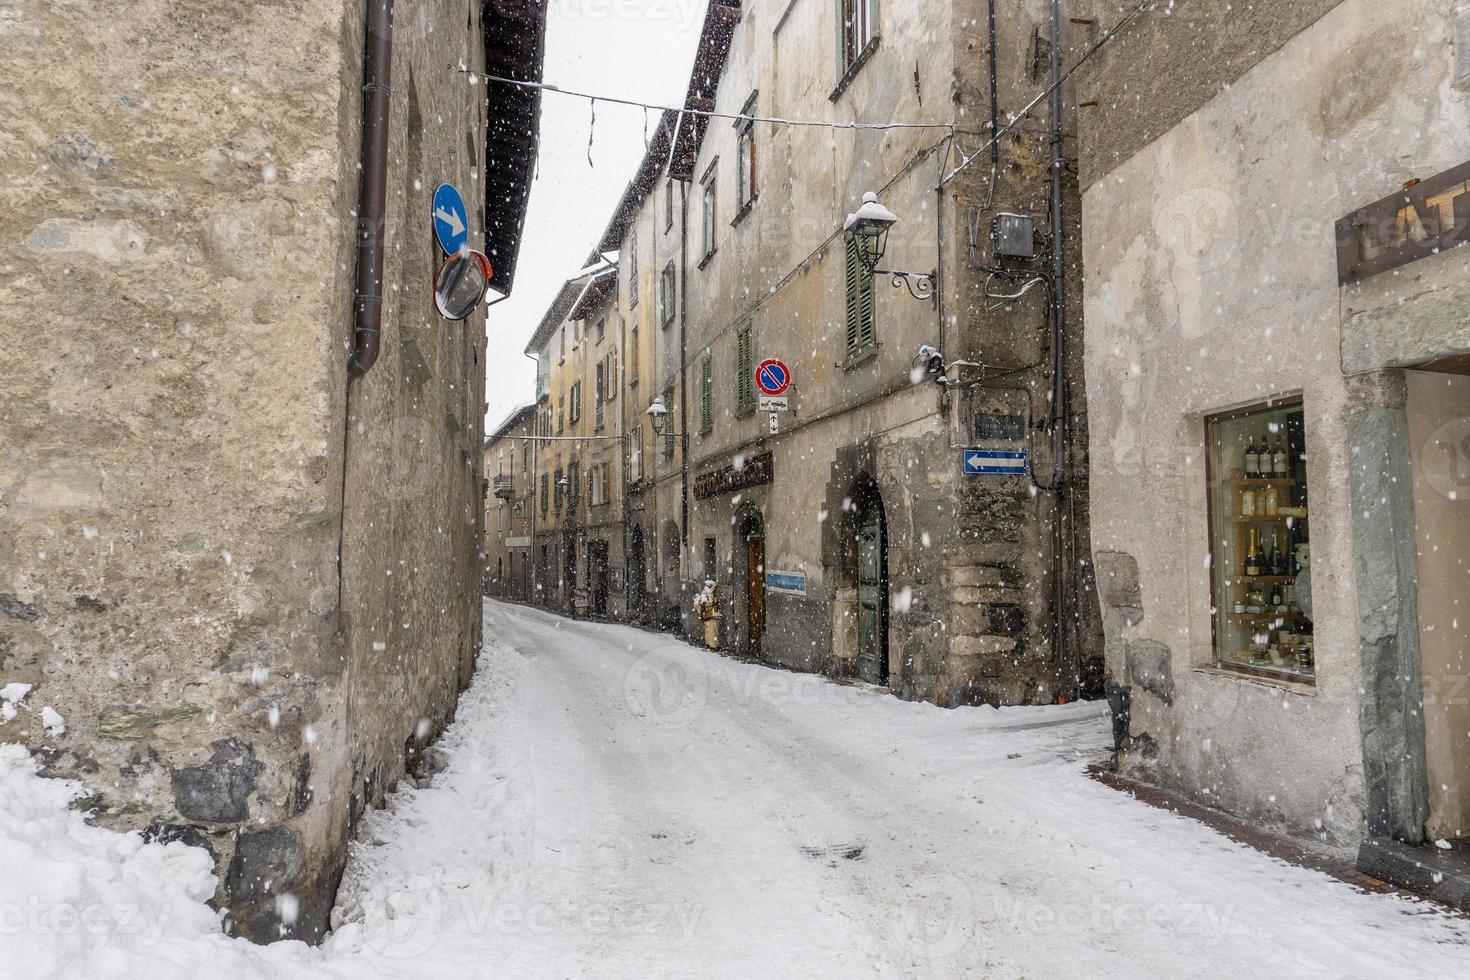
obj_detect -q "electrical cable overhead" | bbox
[451,65,955,133]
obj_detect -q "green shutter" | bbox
[736,326,753,409]
[700,356,713,434]
[844,233,875,358]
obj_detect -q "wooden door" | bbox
[857,505,888,685]
[746,533,765,657]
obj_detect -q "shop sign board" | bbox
[1335,160,1470,284]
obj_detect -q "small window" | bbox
[736,324,754,411]
[557,397,565,434]
[839,0,878,74]
[699,354,714,435]
[735,94,758,212]
[554,466,564,511]
[665,181,675,232]
[559,326,566,362]
[660,262,677,328]
[541,473,549,514]
[700,160,718,261]
[628,232,640,308]
[568,461,579,507]
[843,233,876,359]
[663,386,676,460]
[606,349,618,401]
[629,325,640,383]
[629,427,642,482]
[569,382,582,424]
[1206,398,1313,681]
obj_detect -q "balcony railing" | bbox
[493,475,515,499]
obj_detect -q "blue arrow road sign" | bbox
[963,449,1028,476]
[432,183,469,255]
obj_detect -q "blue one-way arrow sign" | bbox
[432,183,469,255]
[963,449,1028,476]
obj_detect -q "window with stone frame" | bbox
[627,231,639,308]
[839,0,878,76]
[700,160,718,261]
[735,93,758,214]
[570,381,582,424]
[1205,397,1313,682]
[660,261,677,328]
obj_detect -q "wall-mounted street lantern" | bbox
[646,395,670,434]
[843,191,938,309]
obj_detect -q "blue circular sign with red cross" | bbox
[756,358,791,397]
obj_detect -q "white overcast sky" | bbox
[483,0,704,430]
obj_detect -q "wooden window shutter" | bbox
[700,355,713,434]
[736,327,753,408]
[844,233,875,358]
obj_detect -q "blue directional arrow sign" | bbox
[432,183,469,255]
[963,449,1028,476]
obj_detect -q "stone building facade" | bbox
[1077,0,1470,893]
[484,403,537,600]
[523,262,631,618]
[516,0,1103,708]
[0,0,543,942]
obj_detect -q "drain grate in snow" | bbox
[800,842,866,861]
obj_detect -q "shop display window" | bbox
[1206,398,1315,681]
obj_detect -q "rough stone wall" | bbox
[1076,0,1470,845]
[0,0,488,942]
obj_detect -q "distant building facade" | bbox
[1077,0,1470,888]
[485,404,537,600]
[517,0,1104,707]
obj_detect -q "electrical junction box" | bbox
[993,212,1035,259]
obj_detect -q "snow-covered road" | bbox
[5,598,1470,978]
[324,600,1470,978]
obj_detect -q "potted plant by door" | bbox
[692,580,722,650]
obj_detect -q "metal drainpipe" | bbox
[1047,0,1076,698]
[348,0,395,380]
[678,180,690,550]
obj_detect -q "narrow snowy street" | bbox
[358,599,1468,979]
[6,598,1470,978]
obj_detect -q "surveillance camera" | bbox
[915,345,945,376]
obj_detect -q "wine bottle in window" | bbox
[1273,437,1289,477]
[1268,531,1284,577]
[1244,437,1260,479]
[1245,528,1261,577]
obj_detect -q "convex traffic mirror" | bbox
[434,249,493,321]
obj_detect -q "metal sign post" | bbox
[757,358,791,438]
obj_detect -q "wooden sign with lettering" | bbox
[1336,161,1470,285]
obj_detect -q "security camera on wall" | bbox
[915,345,946,378]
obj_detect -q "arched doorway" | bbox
[735,505,766,658]
[853,479,889,685]
[629,525,646,622]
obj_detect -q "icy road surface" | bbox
[3,598,1469,978]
